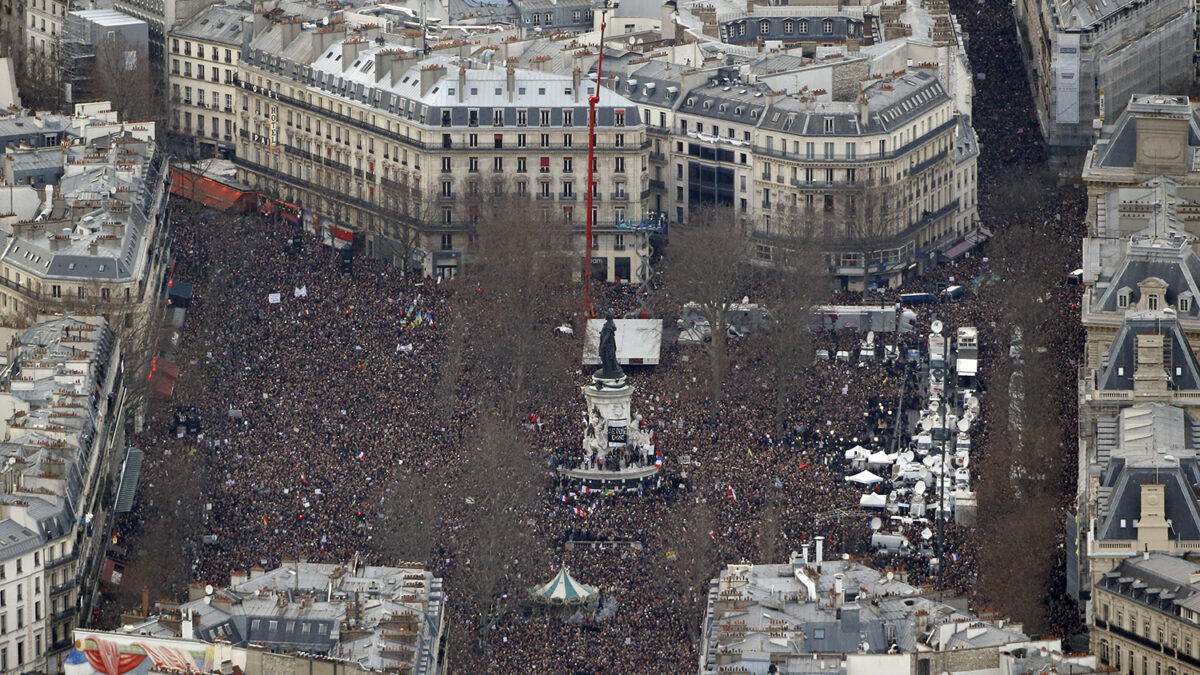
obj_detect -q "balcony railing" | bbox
[46,551,78,571]
[610,193,628,202]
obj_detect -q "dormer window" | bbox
[784,20,794,34]
[1118,288,1132,309]
[799,19,809,32]
[1149,294,1159,310]
[1181,292,1193,313]
[823,19,834,33]
[760,20,771,34]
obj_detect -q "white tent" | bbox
[530,567,599,606]
[847,470,884,485]
[844,445,870,460]
[866,450,894,466]
[860,493,888,508]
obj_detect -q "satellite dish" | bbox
[203,596,212,605]
[931,320,943,334]
[870,517,882,531]
[914,480,926,495]
[956,419,970,432]
[205,584,214,596]
[921,527,934,540]
[887,571,895,581]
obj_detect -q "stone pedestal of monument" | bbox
[560,370,658,488]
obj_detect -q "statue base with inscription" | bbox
[558,371,659,488]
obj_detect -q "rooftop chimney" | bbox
[815,536,825,572]
[458,67,467,103]
[801,542,810,566]
[507,67,516,103]
[420,65,446,98]
[573,68,582,104]
[858,92,869,125]
[342,39,366,67]
[181,611,194,639]
[280,18,303,50]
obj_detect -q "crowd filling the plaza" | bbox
[114,0,1088,669]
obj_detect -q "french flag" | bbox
[356,450,365,460]
[654,455,663,468]
[571,507,588,519]
[559,494,569,503]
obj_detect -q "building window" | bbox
[441,234,453,251]
[1149,295,1159,310]
[760,19,770,34]
[783,20,794,33]
[823,19,834,33]
[494,157,504,172]
[615,157,625,173]
[468,157,479,172]
[799,19,809,32]
[615,110,626,127]
[1180,295,1192,312]
[517,157,527,173]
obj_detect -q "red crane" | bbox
[582,10,607,320]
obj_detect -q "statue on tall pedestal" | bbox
[597,313,624,380]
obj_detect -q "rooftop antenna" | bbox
[582,10,607,320]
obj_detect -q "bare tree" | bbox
[464,194,574,421]
[452,412,542,637]
[87,33,160,122]
[378,172,434,275]
[663,204,751,416]
[759,214,829,432]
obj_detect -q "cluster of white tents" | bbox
[843,327,982,551]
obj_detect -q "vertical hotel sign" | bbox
[1053,33,1081,125]
[268,103,280,152]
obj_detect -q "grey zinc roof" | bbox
[172,5,247,46]
[604,58,687,109]
[954,115,978,164]
[1097,314,1200,390]
[755,69,948,136]
[679,77,773,125]
[1092,97,1200,170]
[719,15,864,45]
[699,558,1015,675]
[0,519,42,562]
[1098,456,1200,541]
[1092,235,1200,314]
[1096,554,1200,617]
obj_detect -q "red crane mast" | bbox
[582,11,607,320]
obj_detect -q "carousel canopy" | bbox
[531,567,599,605]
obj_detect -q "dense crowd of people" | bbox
[112,0,1095,667]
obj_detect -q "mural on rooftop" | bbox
[66,633,219,675]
